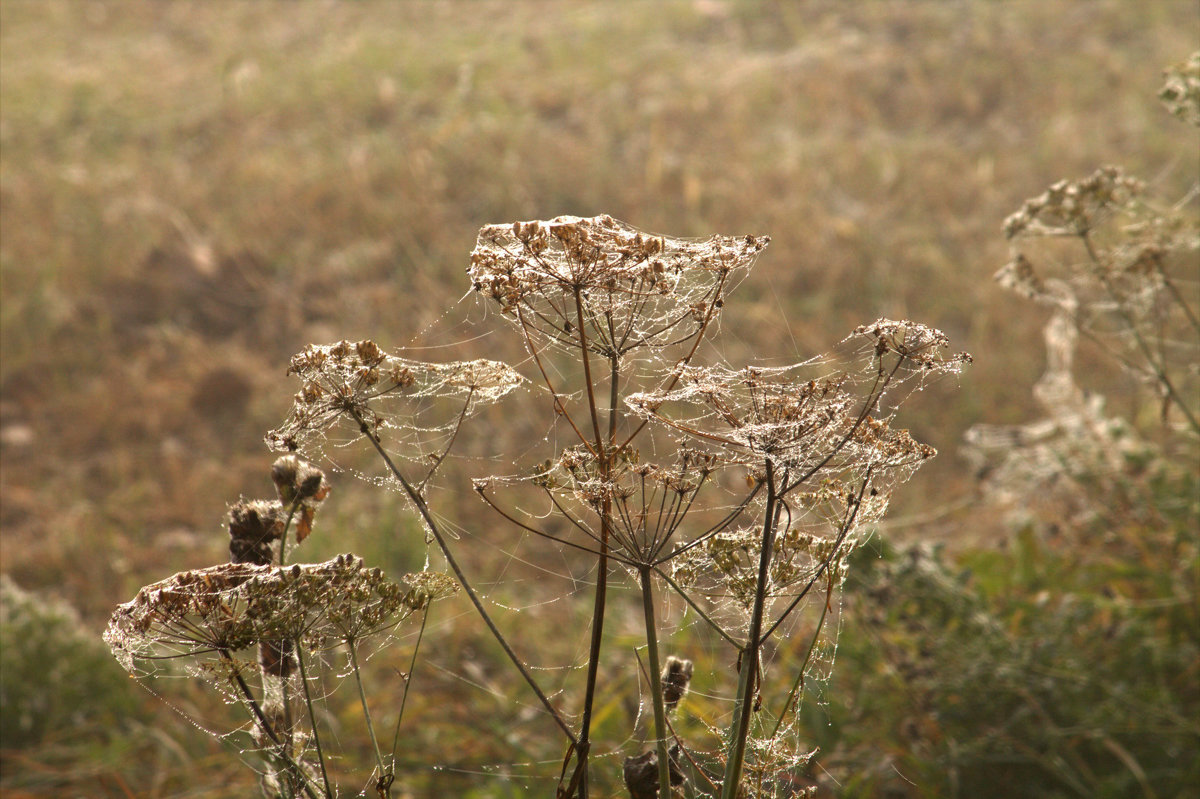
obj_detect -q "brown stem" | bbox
[1082,232,1200,434]
[720,459,777,798]
[220,649,320,799]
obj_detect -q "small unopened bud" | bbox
[296,465,325,501]
[272,455,327,504]
[271,455,300,503]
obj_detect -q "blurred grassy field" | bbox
[1,1,1196,796]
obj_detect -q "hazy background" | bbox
[1,2,1195,796]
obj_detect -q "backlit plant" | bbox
[107,215,969,798]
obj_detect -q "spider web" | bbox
[105,215,969,798]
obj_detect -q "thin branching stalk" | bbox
[347,637,386,783]
[278,499,301,568]
[762,472,871,642]
[390,603,430,767]
[274,502,301,762]
[353,412,577,745]
[220,649,320,799]
[475,487,622,561]
[1081,231,1200,433]
[416,388,475,495]
[573,324,611,799]
[769,572,835,739]
[639,567,673,799]
[295,643,334,798]
[516,304,596,456]
[1156,259,1200,333]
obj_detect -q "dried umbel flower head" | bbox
[628,368,940,480]
[106,561,269,673]
[105,556,457,678]
[1002,166,1144,240]
[469,214,768,360]
[851,318,972,376]
[1159,51,1200,127]
[629,365,852,466]
[265,339,523,463]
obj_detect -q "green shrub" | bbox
[817,472,1199,798]
[0,574,139,748]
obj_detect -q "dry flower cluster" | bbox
[1159,50,1200,126]
[469,214,768,360]
[266,338,524,470]
[967,63,1200,529]
[104,555,452,677]
[108,214,968,799]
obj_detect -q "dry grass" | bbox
[1,1,1196,795]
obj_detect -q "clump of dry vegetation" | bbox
[104,214,967,798]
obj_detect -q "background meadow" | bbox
[1,2,1196,797]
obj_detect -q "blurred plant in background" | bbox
[1,575,138,748]
[808,53,1200,798]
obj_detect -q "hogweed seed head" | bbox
[266,339,523,463]
[1001,166,1143,240]
[1159,51,1200,127]
[469,214,768,360]
[626,326,961,476]
[493,444,734,565]
[105,557,457,678]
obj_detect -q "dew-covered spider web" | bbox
[105,215,969,798]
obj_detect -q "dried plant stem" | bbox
[565,307,623,799]
[516,305,595,456]
[389,603,430,769]
[639,567,673,799]
[1156,260,1200,333]
[219,648,319,799]
[720,460,777,799]
[574,288,606,449]
[295,643,334,799]
[278,499,301,568]
[571,518,609,798]
[1081,232,1200,434]
[347,637,387,784]
[416,389,474,495]
[354,413,577,745]
[762,472,870,643]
